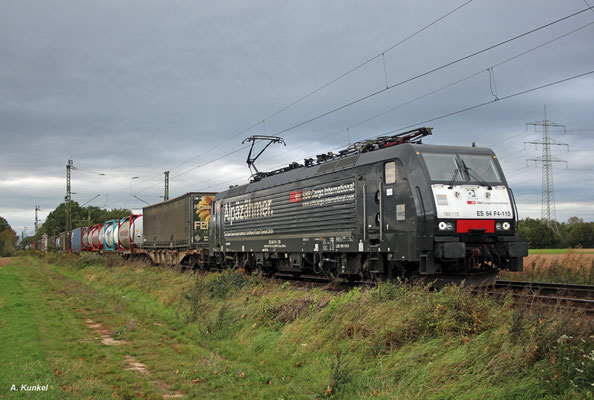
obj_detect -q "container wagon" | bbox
[143,192,216,267]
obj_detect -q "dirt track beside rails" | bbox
[525,252,594,264]
[0,257,11,267]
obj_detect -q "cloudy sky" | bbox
[1,0,593,236]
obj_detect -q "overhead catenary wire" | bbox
[130,0,476,189]
[193,69,594,193]
[253,20,594,168]
[269,6,593,139]
[109,7,593,206]
[107,146,249,206]
[184,19,594,192]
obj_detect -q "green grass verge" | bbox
[528,249,594,254]
[501,249,594,285]
[1,253,593,399]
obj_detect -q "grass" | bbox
[1,253,593,399]
[529,249,594,255]
[501,249,594,285]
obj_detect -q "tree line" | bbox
[0,216,18,256]
[18,202,131,248]
[517,217,594,249]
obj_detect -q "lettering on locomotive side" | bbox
[298,182,355,207]
[224,199,273,225]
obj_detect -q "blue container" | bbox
[71,228,82,253]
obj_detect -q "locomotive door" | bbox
[380,159,413,258]
[362,164,383,247]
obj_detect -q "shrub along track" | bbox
[273,273,594,313]
[2,255,594,399]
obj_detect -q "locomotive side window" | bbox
[384,161,396,184]
[422,153,458,181]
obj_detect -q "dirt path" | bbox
[0,257,11,267]
[84,317,185,398]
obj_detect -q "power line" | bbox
[192,69,594,193]
[130,1,476,191]
[379,70,594,136]
[269,6,593,139]
[107,145,249,207]
[264,0,476,121]
[107,8,593,206]
[109,7,594,204]
[254,19,594,171]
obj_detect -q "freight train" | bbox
[46,127,528,283]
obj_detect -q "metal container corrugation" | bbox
[72,228,82,252]
[143,192,215,249]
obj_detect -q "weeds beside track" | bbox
[1,253,593,399]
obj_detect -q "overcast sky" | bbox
[1,0,593,236]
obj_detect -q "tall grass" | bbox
[501,250,594,284]
[18,252,594,398]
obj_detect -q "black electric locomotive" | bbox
[208,127,528,282]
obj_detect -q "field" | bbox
[528,249,594,255]
[500,249,594,285]
[0,253,593,399]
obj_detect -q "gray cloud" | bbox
[1,0,593,234]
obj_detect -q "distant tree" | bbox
[0,216,8,232]
[0,226,18,256]
[566,216,584,225]
[567,223,594,248]
[517,218,559,248]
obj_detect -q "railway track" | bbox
[272,273,594,312]
[484,280,594,313]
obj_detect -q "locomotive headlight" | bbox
[496,221,512,231]
[438,221,454,231]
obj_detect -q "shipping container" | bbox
[72,228,82,253]
[103,220,118,251]
[143,192,215,250]
[59,231,67,251]
[81,227,90,251]
[118,214,142,251]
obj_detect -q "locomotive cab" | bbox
[414,146,528,276]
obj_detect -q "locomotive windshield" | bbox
[421,152,502,184]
